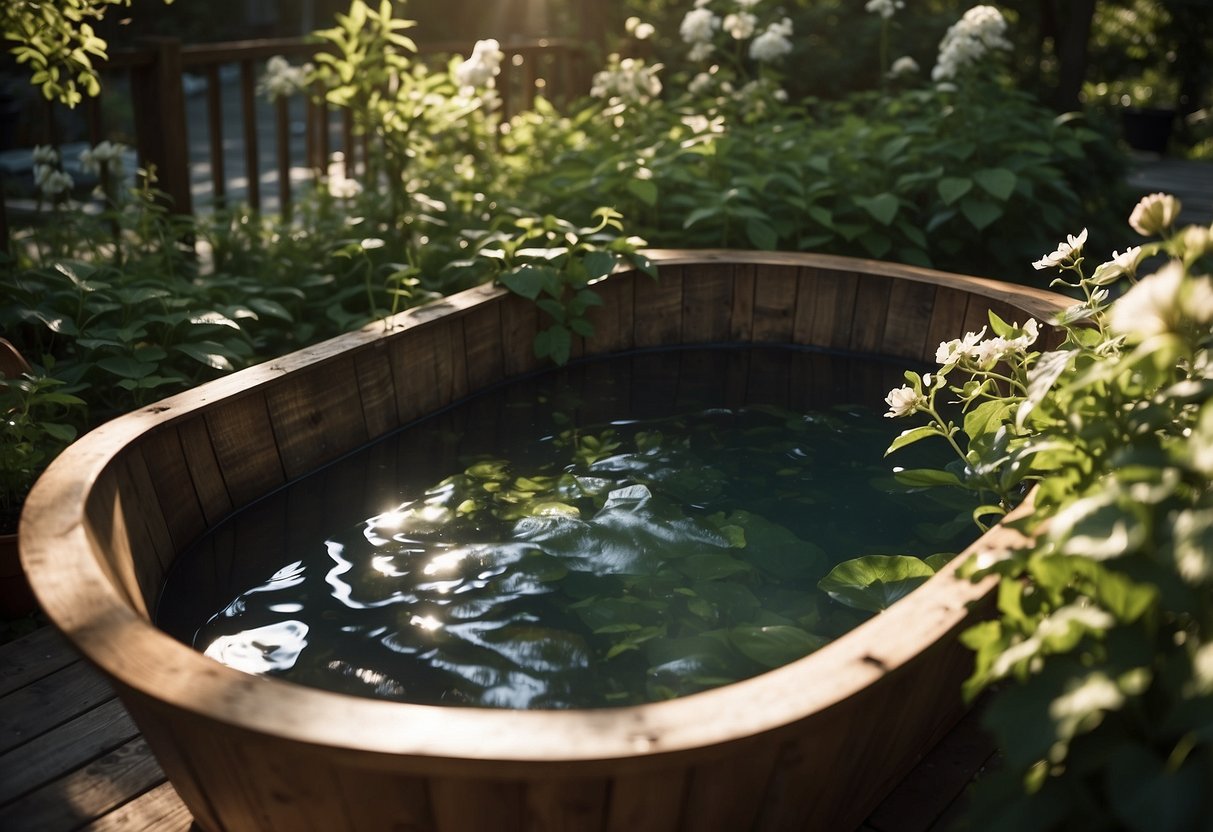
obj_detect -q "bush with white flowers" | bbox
[881,194,1213,829]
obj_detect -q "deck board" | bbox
[0,625,993,831]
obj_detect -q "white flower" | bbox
[79,140,127,177]
[591,56,663,103]
[625,17,656,40]
[32,144,58,165]
[1006,319,1040,351]
[932,5,1011,82]
[1032,228,1088,270]
[866,0,905,19]
[38,168,74,198]
[884,385,926,418]
[935,328,987,365]
[723,12,758,40]
[889,56,920,77]
[455,39,504,90]
[1128,192,1181,236]
[688,42,716,62]
[971,336,1011,366]
[681,8,721,44]
[1090,246,1144,284]
[689,72,715,96]
[1109,261,1213,340]
[749,19,794,63]
[258,55,312,100]
[735,0,762,7]
[328,176,362,199]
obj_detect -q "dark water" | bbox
[157,347,976,709]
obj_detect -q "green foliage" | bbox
[475,208,655,365]
[884,194,1213,829]
[1,0,173,107]
[508,77,1125,280]
[0,367,86,532]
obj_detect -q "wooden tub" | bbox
[21,251,1066,832]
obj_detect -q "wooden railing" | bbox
[0,36,589,246]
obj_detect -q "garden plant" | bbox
[879,193,1213,830]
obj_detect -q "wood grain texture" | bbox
[82,781,193,832]
[751,265,799,343]
[267,354,369,480]
[18,251,1073,832]
[205,393,286,509]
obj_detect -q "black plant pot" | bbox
[1121,107,1176,154]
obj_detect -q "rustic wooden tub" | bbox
[21,251,1065,832]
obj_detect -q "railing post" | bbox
[130,36,193,216]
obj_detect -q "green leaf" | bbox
[500,265,561,301]
[582,251,617,281]
[973,168,1017,201]
[173,343,235,372]
[729,625,826,668]
[745,219,778,250]
[97,356,156,379]
[885,425,941,456]
[855,193,899,226]
[937,177,973,205]
[893,468,963,487]
[627,178,658,207]
[818,555,936,613]
[960,197,1002,231]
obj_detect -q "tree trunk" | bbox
[1052,0,1097,111]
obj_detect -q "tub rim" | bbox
[19,250,1063,769]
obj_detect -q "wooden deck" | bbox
[0,623,995,832]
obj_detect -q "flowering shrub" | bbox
[931,4,1011,84]
[881,194,1213,829]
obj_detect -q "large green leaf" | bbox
[973,168,1018,201]
[729,624,826,668]
[818,555,935,612]
[937,177,973,205]
[960,197,1002,231]
[855,193,899,226]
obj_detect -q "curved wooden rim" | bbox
[20,251,1063,768]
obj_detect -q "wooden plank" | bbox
[81,471,150,618]
[205,392,286,509]
[0,661,115,755]
[752,265,799,343]
[116,447,178,590]
[438,318,471,408]
[881,279,937,360]
[266,354,369,480]
[680,262,733,344]
[500,293,543,376]
[633,267,683,348]
[681,742,781,831]
[354,342,399,440]
[799,268,859,350]
[176,417,234,528]
[391,325,443,424]
[430,778,524,832]
[137,427,208,554]
[925,287,972,362]
[0,626,78,698]
[462,304,506,392]
[335,768,433,832]
[82,781,193,832]
[526,778,608,832]
[584,273,636,355]
[849,273,894,354]
[0,698,140,805]
[605,769,686,832]
[730,262,757,341]
[0,737,166,832]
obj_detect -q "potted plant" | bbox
[884,192,1213,828]
[1,338,85,617]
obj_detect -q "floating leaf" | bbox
[818,555,935,613]
[729,624,827,668]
